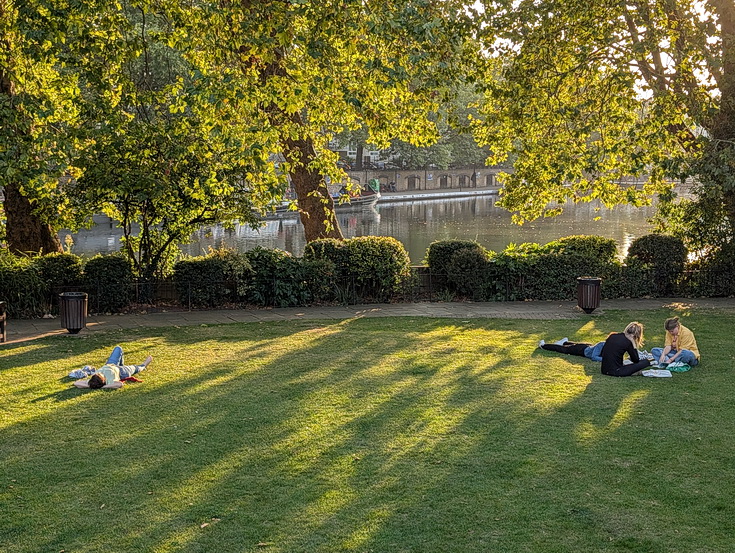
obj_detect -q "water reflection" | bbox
[60,196,656,263]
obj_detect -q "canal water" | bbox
[60,195,656,264]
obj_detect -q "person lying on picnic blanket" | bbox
[73,346,152,389]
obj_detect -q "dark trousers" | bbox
[602,359,651,377]
[541,342,589,357]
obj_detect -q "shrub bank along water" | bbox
[1,234,733,318]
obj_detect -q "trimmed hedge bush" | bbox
[446,247,490,299]
[32,253,84,313]
[32,253,84,288]
[346,236,411,301]
[0,253,46,318]
[542,235,618,263]
[83,254,134,313]
[303,239,351,278]
[626,234,687,296]
[245,247,307,307]
[173,249,253,308]
[306,236,411,303]
[425,240,489,292]
[681,243,735,297]
[431,236,621,301]
[601,259,657,299]
[425,240,487,276]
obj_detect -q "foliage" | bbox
[338,85,491,171]
[652,184,734,257]
[626,234,688,296]
[473,0,734,238]
[345,236,412,302]
[162,0,479,241]
[446,247,490,299]
[82,254,134,313]
[172,250,253,308]
[0,251,46,318]
[541,235,618,264]
[68,6,275,281]
[0,1,131,252]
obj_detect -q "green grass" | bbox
[1,310,734,553]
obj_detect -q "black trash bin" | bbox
[59,292,88,334]
[577,277,601,314]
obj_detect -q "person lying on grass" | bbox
[538,337,605,361]
[73,346,152,389]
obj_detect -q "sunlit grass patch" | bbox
[1,311,733,553]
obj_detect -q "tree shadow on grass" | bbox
[1,314,731,553]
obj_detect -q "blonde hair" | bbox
[624,321,644,348]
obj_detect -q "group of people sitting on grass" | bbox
[539,316,700,377]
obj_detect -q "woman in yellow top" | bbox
[651,317,700,367]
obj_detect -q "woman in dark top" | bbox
[601,322,651,377]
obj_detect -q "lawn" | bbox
[1,310,734,553]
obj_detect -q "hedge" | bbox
[626,234,687,296]
[173,250,253,308]
[83,254,135,313]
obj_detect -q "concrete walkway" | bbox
[3,298,735,345]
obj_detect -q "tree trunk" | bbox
[1,62,62,254]
[355,143,364,170]
[253,41,344,242]
[4,181,63,254]
[282,117,343,241]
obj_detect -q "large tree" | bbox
[475,0,735,249]
[163,0,478,241]
[0,1,137,254]
[68,4,289,280]
[1,1,78,253]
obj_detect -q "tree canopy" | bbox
[474,0,735,250]
[4,0,735,266]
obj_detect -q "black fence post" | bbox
[0,301,7,343]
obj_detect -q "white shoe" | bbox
[538,340,545,348]
[554,337,569,345]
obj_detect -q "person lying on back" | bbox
[73,345,152,389]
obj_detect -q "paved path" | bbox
[3,298,734,345]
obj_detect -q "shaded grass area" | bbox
[1,310,734,552]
